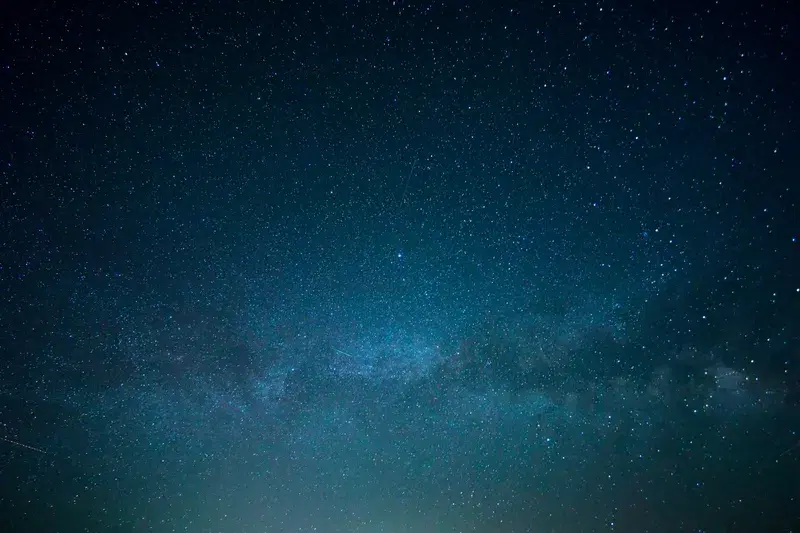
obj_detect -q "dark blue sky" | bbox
[1,1,798,531]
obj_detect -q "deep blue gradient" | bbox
[1,1,798,531]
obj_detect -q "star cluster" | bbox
[1,1,798,531]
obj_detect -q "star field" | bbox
[1,1,798,531]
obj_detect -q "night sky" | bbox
[1,0,799,531]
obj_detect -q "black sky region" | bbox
[1,0,799,532]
